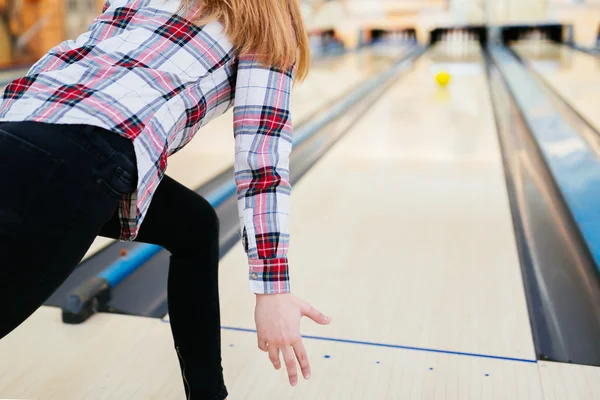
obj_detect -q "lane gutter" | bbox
[486,44,600,366]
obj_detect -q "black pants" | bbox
[0,121,227,400]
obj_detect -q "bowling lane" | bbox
[511,42,600,131]
[216,43,536,360]
[83,44,413,259]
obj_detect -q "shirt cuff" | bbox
[248,257,290,294]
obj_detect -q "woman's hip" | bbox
[0,121,137,234]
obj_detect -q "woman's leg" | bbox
[100,175,227,400]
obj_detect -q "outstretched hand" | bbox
[254,293,331,386]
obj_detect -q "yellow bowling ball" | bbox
[435,71,451,87]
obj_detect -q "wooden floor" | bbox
[1,43,599,399]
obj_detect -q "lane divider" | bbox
[61,46,423,324]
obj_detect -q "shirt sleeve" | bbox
[233,54,295,295]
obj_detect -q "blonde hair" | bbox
[181,0,310,82]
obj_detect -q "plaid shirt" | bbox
[0,0,293,294]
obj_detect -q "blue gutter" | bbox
[95,46,421,289]
[492,46,600,274]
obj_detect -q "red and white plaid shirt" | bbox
[0,0,293,294]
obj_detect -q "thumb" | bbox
[303,305,331,325]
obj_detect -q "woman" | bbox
[0,0,331,398]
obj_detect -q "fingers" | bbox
[302,304,331,325]
[281,346,299,386]
[257,336,268,352]
[293,340,311,380]
[264,340,311,385]
[268,346,281,370]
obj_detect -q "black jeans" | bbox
[0,121,227,400]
